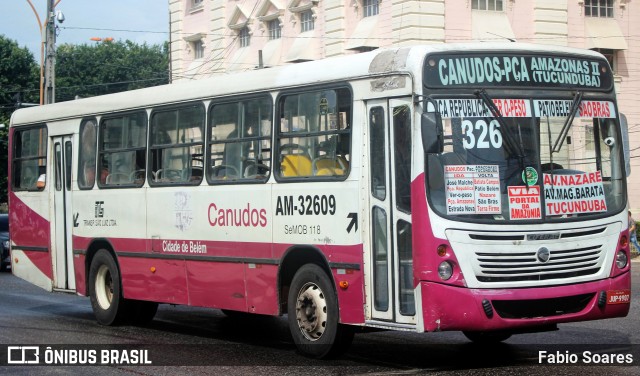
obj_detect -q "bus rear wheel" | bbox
[463,330,512,343]
[89,249,127,325]
[287,264,354,359]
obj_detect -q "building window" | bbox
[585,0,614,18]
[268,19,282,40]
[239,27,250,47]
[190,0,203,12]
[593,48,616,72]
[193,40,205,59]
[301,10,314,32]
[363,0,379,17]
[472,0,504,11]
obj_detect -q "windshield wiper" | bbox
[475,89,525,159]
[475,90,529,186]
[552,91,583,153]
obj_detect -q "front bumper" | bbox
[420,271,630,332]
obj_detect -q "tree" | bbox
[0,36,40,206]
[55,40,169,101]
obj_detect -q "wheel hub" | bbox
[295,283,328,341]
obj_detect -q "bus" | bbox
[8,43,632,358]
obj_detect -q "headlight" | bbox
[616,250,628,269]
[2,240,8,250]
[438,261,453,280]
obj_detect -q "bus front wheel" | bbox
[287,264,354,359]
[89,249,127,326]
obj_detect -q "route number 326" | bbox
[461,119,503,150]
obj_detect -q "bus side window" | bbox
[78,119,98,189]
[150,104,205,186]
[276,88,351,180]
[11,126,48,191]
[208,96,272,184]
[99,112,147,188]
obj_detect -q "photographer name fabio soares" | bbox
[539,350,634,365]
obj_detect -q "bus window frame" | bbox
[11,124,48,192]
[206,93,274,186]
[274,84,353,183]
[78,117,99,190]
[148,101,206,187]
[97,110,148,189]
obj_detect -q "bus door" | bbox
[52,135,76,291]
[367,98,416,324]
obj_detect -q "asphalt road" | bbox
[0,261,638,375]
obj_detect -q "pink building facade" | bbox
[169,0,639,212]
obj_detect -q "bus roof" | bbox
[10,43,606,126]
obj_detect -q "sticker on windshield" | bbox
[522,167,538,185]
[445,165,501,215]
[508,186,542,220]
[544,171,608,216]
[435,99,532,119]
[533,100,616,118]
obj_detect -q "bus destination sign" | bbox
[424,53,613,90]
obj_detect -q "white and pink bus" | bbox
[8,44,631,358]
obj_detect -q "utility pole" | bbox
[43,0,56,104]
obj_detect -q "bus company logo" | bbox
[536,247,551,263]
[7,346,39,364]
[95,201,104,218]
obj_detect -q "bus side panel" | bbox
[273,243,365,324]
[11,250,54,291]
[9,192,53,285]
[411,174,449,285]
[120,256,189,305]
[73,252,87,296]
[245,264,279,315]
[186,260,247,311]
[331,266,365,324]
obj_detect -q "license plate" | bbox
[606,290,631,305]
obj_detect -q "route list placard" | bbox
[445,165,501,215]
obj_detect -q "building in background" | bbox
[169,0,639,210]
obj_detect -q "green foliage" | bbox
[0,37,168,205]
[55,40,169,101]
[0,35,40,204]
[0,36,39,113]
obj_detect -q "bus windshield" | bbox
[426,95,626,223]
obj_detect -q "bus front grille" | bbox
[474,245,604,282]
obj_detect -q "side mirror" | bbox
[421,99,444,154]
[620,113,631,177]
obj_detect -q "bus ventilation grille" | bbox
[492,293,594,319]
[474,245,603,282]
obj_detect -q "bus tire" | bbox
[128,300,158,325]
[89,249,127,326]
[463,330,512,343]
[287,264,354,359]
